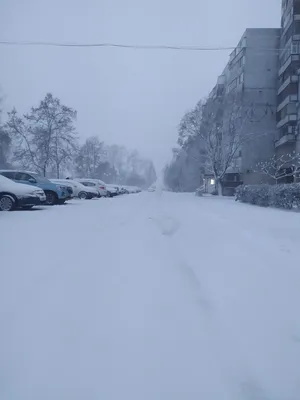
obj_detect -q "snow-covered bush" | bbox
[236,183,300,209]
[236,184,269,206]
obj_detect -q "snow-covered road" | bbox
[1,192,300,399]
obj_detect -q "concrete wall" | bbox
[240,29,280,182]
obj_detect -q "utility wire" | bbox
[0,41,236,50]
[0,40,289,52]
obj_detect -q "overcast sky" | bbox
[0,0,280,170]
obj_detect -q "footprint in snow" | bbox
[149,216,180,237]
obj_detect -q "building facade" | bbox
[276,0,300,160]
[208,28,280,186]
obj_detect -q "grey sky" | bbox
[0,0,280,170]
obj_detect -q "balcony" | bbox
[278,54,300,76]
[275,133,296,148]
[279,37,292,61]
[277,94,298,111]
[278,75,299,94]
[276,114,297,129]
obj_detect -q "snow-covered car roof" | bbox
[51,179,99,193]
[76,178,106,185]
[0,174,39,195]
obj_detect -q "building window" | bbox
[291,41,300,54]
[227,78,237,93]
[294,21,300,35]
[239,73,244,84]
[284,24,293,44]
[237,55,245,68]
[283,8,292,29]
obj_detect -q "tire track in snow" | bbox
[146,196,275,400]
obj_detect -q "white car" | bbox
[0,174,46,211]
[123,186,141,194]
[51,179,98,199]
[75,179,107,197]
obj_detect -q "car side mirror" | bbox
[28,178,36,183]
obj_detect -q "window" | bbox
[33,174,51,184]
[15,172,35,182]
[294,21,300,35]
[283,8,292,29]
[0,171,16,179]
[239,73,244,84]
[227,78,237,93]
[291,42,300,54]
[283,24,293,45]
[237,55,245,68]
[81,181,96,187]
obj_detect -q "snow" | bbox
[0,174,38,195]
[0,193,300,399]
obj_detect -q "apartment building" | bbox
[276,0,300,158]
[208,28,280,185]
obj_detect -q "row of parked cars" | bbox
[0,169,142,211]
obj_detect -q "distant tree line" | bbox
[0,93,156,188]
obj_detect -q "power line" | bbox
[0,40,288,52]
[0,41,236,50]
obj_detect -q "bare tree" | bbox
[6,109,42,172]
[256,153,300,183]
[6,93,77,177]
[199,92,256,195]
[177,100,204,147]
[75,136,105,178]
[0,98,11,168]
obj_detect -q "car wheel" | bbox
[78,191,87,199]
[57,199,66,205]
[45,191,57,205]
[0,195,15,211]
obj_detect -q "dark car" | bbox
[0,174,46,211]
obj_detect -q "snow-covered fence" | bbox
[236,184,300,209]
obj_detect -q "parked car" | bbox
[123,186,142,194]
[115,186,129,195]
[119,186,129,194]
[51,179,98,199]
[106,184,120,197]
[0,174,46,211]
[75,179,107,197]
[0,170,70,205]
